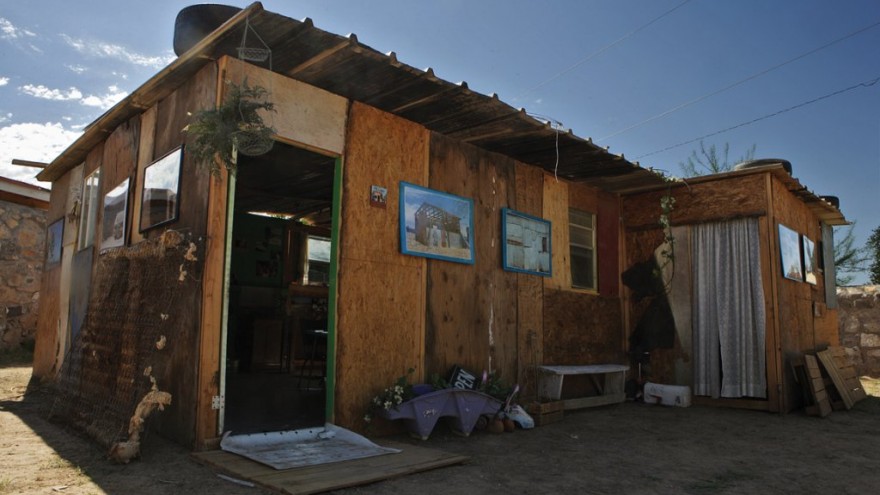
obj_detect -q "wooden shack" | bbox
[621,165,846,412]
[31,3,846,450]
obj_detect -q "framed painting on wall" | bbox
[399,181,475,264]
[501,208,551,276]
[778,223,803,282]
[140,146,183,232]
[101,178,130,251]
[802,236,817,285]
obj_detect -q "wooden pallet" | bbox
[792,356,831,417]
[816,347,867,409]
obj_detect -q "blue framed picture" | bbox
[502,208,552,276]
[399,182,474,264]
[46,218,64,266]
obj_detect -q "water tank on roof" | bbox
[732,158,792,175]
[173,4,242,56]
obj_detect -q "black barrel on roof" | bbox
[173,4,242,56]
[733,158,792,175]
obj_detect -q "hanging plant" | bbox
[184,78,276,176]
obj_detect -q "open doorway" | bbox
[222,141,337,435]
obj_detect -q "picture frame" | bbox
[140,146,183,232]
[501,208,551,276]
[46,218,64,266]
[101,178,130,251]
[778,223,803,282]
[399,181,474,264]
[802,235,817,285]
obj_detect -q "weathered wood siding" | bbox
[770,174,828,411]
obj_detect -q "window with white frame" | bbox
[77,168,101,250]
[305,235,331,285]
[569,208,596,290]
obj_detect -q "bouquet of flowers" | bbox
[364,368,414,423]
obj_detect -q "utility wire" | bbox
[634,76,880,160]
[601,18,880,141]
[514,0,692,101]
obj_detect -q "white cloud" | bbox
[0,113,11,124]
[19,84,83,101]
[61,34,175,69]
[0,17,36,40]
[0,122,81,186]
[66,64,87,74]
[0,77,8,86]
[80,85,127,110]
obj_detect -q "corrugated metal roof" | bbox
[34,1,848,225]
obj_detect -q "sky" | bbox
[1,0,877,283]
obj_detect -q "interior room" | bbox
[222,140,337,434]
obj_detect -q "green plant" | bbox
[364,368,415,423]
[478,371,513,401]
[184,78,276,176]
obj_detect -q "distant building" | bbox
[0,176,50,351]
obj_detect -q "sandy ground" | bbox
[2,363,879,495]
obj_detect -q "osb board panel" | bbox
[223,57,348,155]
[543,177,570,291]
[154,62,217,238]
[336,102,428,429]
[515,162,544,397]
[335,258,426,429]
[425,133,518,384]
[621,173,768,230]
[32,267,61,377]
[543,288,624,366]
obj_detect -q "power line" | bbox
[634,76,880,160]
[601,18,880,141]
[514,0,692,101]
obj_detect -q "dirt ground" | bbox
[2,362,879,495]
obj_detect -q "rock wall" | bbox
[0,199,46,351]
[838,285,880,377]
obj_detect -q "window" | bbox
[569,208,596,290]
[305,235,331,285]
[77,168,101,250]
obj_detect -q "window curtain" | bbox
[692,217,766,398]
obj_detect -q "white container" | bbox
[643,382,692,407]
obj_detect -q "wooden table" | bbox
[537,364,629,410]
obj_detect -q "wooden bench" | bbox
[537,364,629,410]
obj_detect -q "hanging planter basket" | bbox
[184,78,276,176]
[233,125,274,157]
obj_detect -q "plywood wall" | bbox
[222,57,347,156]
[622,173,768,230]
[335,102,428,428]
[425,133,518,385]
[514,162,544,397]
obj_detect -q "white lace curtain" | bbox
[692,217,767,398]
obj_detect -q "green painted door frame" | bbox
[324,156,344,421]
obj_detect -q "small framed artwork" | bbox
[370,185,387,208]
[399,181,475,264]
[778,223,803,282]
[140,146,183,232]
[502,208,551,276]
[802,236,817,285]
[46,219,64,266]
[101,178,130,251]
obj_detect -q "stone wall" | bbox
[838,285,880,377]
[0,199,46,351]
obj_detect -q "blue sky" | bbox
[1,0,877,282]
